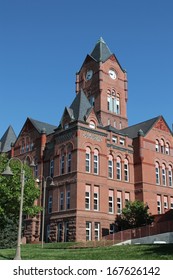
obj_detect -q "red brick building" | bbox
[9,38,173,242]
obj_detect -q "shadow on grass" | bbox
[0,253,13,260]
[139,244,173,259]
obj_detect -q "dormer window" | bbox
[64,123,69,130]
[89,121,96,129]
[120,138,125,145]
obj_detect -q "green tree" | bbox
[115,200,154,231]
[0,154,41,225]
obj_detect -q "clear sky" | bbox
[0,0,173,137]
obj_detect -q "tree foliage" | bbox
[0,154,41,225]
[115,200,154,231]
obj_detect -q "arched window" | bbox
[160,139,165,154]
[116,93,120,114]
[124,159,129,182]
[94,149,99,175]
[89,120,96,129]
[86,147,91,173]
[168,165,172,187]
[165,143,170,155]
[60,153,65,175]
[116,156,121,180]
[155,140,159,152]
[155,162,160,185]
[108,155,113,179]
[162,163,166,186]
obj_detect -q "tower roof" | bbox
[90,37,112,62]
[0,125,17,152]
[70,90,92,122]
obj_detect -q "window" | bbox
[120,138,125,145]
[85,147,91,173]
[160,139,165,154]
[109,190,114,213]
[34,163,38,178]
[94,222,100,241]
[66,191,70,210]
[109,224,116,235]
[94,149,99,174]
[48,195,52,214]
[86,222,92,241]
[162,164,166,186]
[124,159,129,182]
[108,155,113,178]
[116,94,120,114]
[94,186,99,211]
[60,154,65,174]
[112,136,117,143]
[168,166,172,187]
[85,185,90,210]
[155,162,160,185]
[155,140,159,152]
[165,143,170,155]
[57,223,63,242]
[107,91,120,114]
[50,160,54,177]
[164,196,168,212]
[116,157,121,180]
[157,195,161,214]
[117,191,122,214]
[60,192,64,211]
[170,197,173,209]
[64,222,69,242]
[89,121,96,129]
[125,192,130,204]
[67,152,71,173]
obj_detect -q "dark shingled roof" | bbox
[103,125,126,135]
[29,118,57,135]
[69,90,92,122]
[90,37,112,62]
[0,126,17,152]
[120,116,160,139]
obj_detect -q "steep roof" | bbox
[29,118,57,135]
[90,37,112,62]
[69,90,92,122]
[0,126,17,152]
[120,116,160,139]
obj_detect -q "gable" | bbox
[153,117,171,134]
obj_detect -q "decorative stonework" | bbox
[83,132,102,142]
[154,118,170,133]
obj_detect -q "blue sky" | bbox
[0,0,173,137]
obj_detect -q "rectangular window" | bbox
[48,195,52,214]
[94,222,100,241]
[60,155,65,174]
[86,222,92,241]
[120,138,125,145]
[67,153,71,173]
[94,186,99,211]
[66,191,70,210]
[169,170,172,187]
[116,162,121,180]
[86,153,90,173]
[157,195,161,214]
[156,167,160,185]
[109,190,114,213]
[162,169,166,186]
[117,191,122,214]
[124,163,129,182]
[50,160,54,178]
[170,197,173,209]
[94,154,98,174]
[108,160,113,178]
[64,222,69,242]
[112,136,117,144]
[85,185,90,210]
[57,223,63,242]
[164,196,168,211]
[60,192,64,211]
[125,192,130,205]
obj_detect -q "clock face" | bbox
[108,69,116,80]
[86,70,93,80]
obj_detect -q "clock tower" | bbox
[76,37,128,129]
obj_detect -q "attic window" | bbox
[112,136,117,144]
[64,123,69,130]
[89,121,96,129]
[120,138,125,145]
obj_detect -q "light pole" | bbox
[1,157,35,260]
[36,176,54,248]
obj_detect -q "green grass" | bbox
[1,242,173,260]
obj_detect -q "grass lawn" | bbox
[1,242,173,260]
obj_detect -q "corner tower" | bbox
[76,37,128,129]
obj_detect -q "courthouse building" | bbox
[2,38,173,242]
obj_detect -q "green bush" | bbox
[0,217,17,249]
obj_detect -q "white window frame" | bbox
[86,222,92,241]
[109,190,114,214]
[94,222,100,241]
